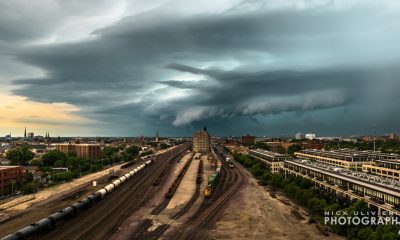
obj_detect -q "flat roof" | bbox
[285,159,400,196]
[250,149,289,157]
[0,166,21,170]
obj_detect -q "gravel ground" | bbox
[210,166,345,240]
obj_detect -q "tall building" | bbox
[54,143,100,159]
[305,133,316,140]
[295,132,304,140]
[389,132,398,140]
[24,126,27,138]
[193,128,210,153]
[241,134,255,145]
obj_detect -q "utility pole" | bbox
[372,126,377,152]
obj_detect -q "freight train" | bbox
[204,158,223,198]
[2,159,153,240]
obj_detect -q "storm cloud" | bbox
[2,0,400,136]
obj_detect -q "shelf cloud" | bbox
[1,0,400,136]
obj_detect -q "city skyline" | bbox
[1,0,400,136]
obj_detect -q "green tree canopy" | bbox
[101,146,119,158]
[6,147,35,165]
[287,144,302,155]
[42,150,67,166]
[126,146,140,157]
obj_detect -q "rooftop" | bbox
[0,166,21,170]
[286,159,400,194]
[250,149,289,158]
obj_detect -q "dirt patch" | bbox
[210,166,344,240]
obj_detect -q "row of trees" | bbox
[2,144,146,195]
[233,153,400,239]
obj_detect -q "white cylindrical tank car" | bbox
[119,176,127,183]
[104,184,115,193]
[97,189,107,198]
[112,179,122,187]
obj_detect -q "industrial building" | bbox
[193,128,210,153]
[294,149,372,170]
[362,164,400,181]
[282,159,400,215]
[249,149,291,173]
[54,143,100,159]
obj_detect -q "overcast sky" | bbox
[1,0,400,137]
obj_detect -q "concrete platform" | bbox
[166,153,201,210]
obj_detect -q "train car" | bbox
[204,173,220,198]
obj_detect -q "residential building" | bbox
[54,143,100,159]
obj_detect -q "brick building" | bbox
[54,144,100,159]
[0,166,24,195]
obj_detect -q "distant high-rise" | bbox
[305,133,316,140]
[193,128,210,153]
[295,133,304,140]
[155,131,159,143]
[241,134,255,145]
[389,132,398,140]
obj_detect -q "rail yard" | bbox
[1,141,345,240]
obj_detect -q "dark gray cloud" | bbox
[3,1,400,136]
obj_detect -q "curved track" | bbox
[34,144,189,240]
[162,145,247,240]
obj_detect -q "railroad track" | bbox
[129,145,246,240]
[169,146,246,240]
[34,144,190,240]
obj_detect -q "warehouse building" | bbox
[193,128,210,153]
[282,159,400,215]
[249,149,291,173]
[294,149,372,170]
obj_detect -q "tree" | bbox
[67,151,77,157]
[126,146,140,157]
[42,150,67,166]
[6,147,34,165]
[253,142,271,151]
[288,144,302,155]
[21,181,38,194]
[160,143,169,149]
[6,149,22,165]
[101,146,119,158]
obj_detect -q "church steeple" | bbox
[24,126,27,138]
